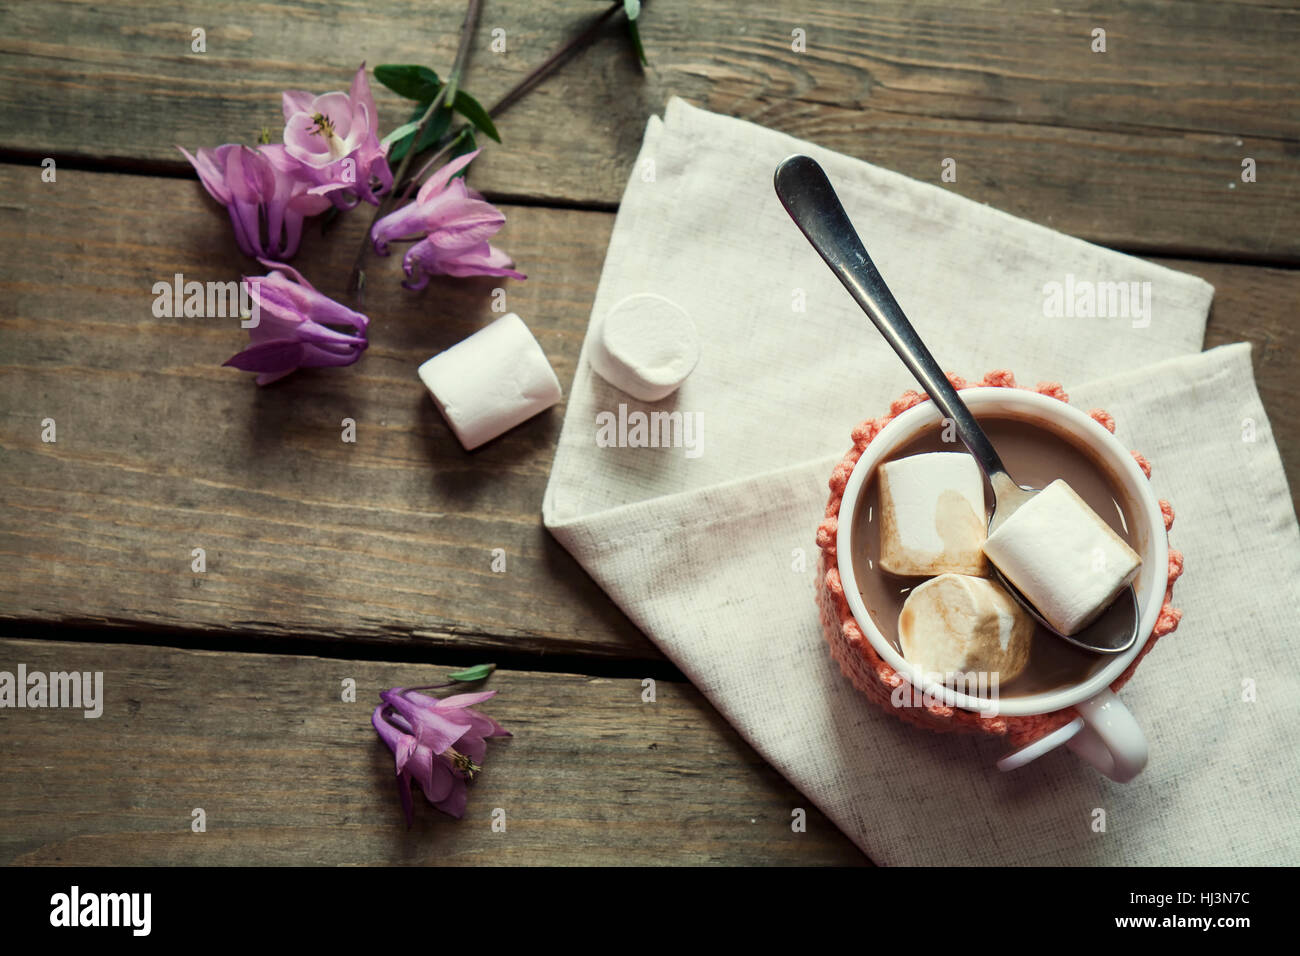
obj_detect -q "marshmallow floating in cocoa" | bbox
[878,451,988,576]
[417,313,562,451]
[588,293,700,402]
[898,573,1033,683]
[982,478,1141,636]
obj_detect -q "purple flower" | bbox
[372,687,509,825]
[370,149,525,290]
[178,143,331,260]
[282,64,392,209]
[223,260,369,385]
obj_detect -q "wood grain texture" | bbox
[0,165,652,661]
[1,166,1297,659]
[0,638,866,865]
[1,0,1297,259]
[2,0,1295,871]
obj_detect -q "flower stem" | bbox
[400,0,628,200]
[489,0,627,118]
[347,0,483,302]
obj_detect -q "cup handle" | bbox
[1065,688,1148,782]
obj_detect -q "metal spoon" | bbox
[773,154,1138,654]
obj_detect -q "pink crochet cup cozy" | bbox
[815,371,1183,755]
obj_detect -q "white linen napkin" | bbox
[542,98,1300,865]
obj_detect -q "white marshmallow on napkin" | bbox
[878,452,988,576]
[898,573,1033,683]
[982,478,1141,635]
[417,313,562,450]
[589,293,700,401]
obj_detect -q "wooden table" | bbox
[1,0,1296,866]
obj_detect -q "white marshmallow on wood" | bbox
[417,313,562,451]
[982,478,1141,636]
[588,293,700,402]
[878,452,988,576]
[898,573,1033,683]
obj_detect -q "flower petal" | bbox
[455,733,487,766]
[348,63,378,141]
[178,145,233,204]
[255,259,315,292]
[432,778,469,819]
[416,148,480,204]
[425,197,506,249]
[397,773,415,829]
[254,267,370,333]
[223,338,303,374]
[284,112,337,167]
[415,753,456,805]
[298,338,367,369]
[370,200,434,255]
[437,242,526,280]
[371,705,403,752]
[224,201,261,259]
[281,89,316,121]
[381,690,472,754]
[465,711,510,738]
[435,690,499,710]
[394,735,418,776]
[312,91,356,140]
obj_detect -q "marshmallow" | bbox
[878,452,988,576]
[982,479,1141,636]
[417,313,562,450]
[589,293,700,401]
[898,573,1033,683]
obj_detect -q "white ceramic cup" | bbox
[835,388,1167,782]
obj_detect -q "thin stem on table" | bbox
[399,0,627,201]
[347,0,483,302]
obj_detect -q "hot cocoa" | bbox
[851,413,1141,697]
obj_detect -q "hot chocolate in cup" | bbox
[835,388,1168,782]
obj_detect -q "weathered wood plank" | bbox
[0,638,866,865]
[0,165,652,660]
[1,167,1297,656]
[0,0,1297,259]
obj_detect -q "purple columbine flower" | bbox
[223,260,369,385]
[281,64,392,209]
[370,149,525,290]
[372,688,509,825]
[178,143,331,260]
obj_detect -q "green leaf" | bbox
[626,15,648,66]
[452,89,501,142]
[387,124,416,163]
[624,0,641,20]
[373,64,443,102]
[379,120,421,149]
[446,663,496,682]
[416,104,453,153]
[387,103,453,163]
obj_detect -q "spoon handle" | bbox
[773,154,1009,482]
